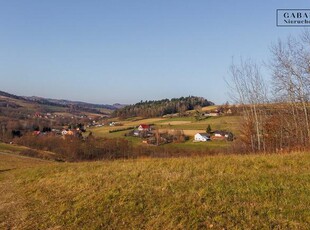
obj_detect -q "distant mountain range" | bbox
[0,90,127,115]
[23,95,125,110]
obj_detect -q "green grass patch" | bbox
[156,116,195,123]
[154,116,240,134]
[166,139,231,151]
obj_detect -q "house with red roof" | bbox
[138,124,151,131]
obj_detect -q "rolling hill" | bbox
[113,96,214,118]
[0,90,125,118]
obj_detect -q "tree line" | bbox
[13,133,227,161]
[112,96,214,118]
[229,30,310,153]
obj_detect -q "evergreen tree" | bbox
[206,124,212,134]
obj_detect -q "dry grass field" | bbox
[1,152,310,229]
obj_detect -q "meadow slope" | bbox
[90,115,240,152]
[1,152,310,229]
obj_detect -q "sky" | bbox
[0,0,308,105]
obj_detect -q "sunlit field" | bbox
[1,152,309,229]
[87,114,240,153]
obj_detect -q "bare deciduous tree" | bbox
[228,58,268,152]
[270,30,310,147]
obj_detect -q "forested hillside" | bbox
[113,96,214,118]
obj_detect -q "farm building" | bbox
[204,112,219,117]
[138,124,151,131]
[212,130,234,141]
[133,130,140,136]
[194,133,210,142]
[131,129,153,138]
[214,130,228,137]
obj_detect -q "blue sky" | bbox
[0,1,308,104]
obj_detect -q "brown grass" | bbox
[1,152,310,229]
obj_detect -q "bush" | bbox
[15,134,133,161]
[109,127,134,133]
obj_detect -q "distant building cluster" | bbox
[194,130,234,142]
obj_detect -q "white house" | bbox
[194,133,210,142]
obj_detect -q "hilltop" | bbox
[113,96,214,118]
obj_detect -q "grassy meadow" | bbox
[1,152,310,229]
[90,112,240,151]
[1,106,309,229]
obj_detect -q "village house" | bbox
[214,130,228,137]
[33,130,41,136]
[212,130,234,141]
[133,130,140,136]
[194,133,211,142]
[138,124,151,131]
[130,124,153,138]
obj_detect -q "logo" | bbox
[277,9,310,27]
